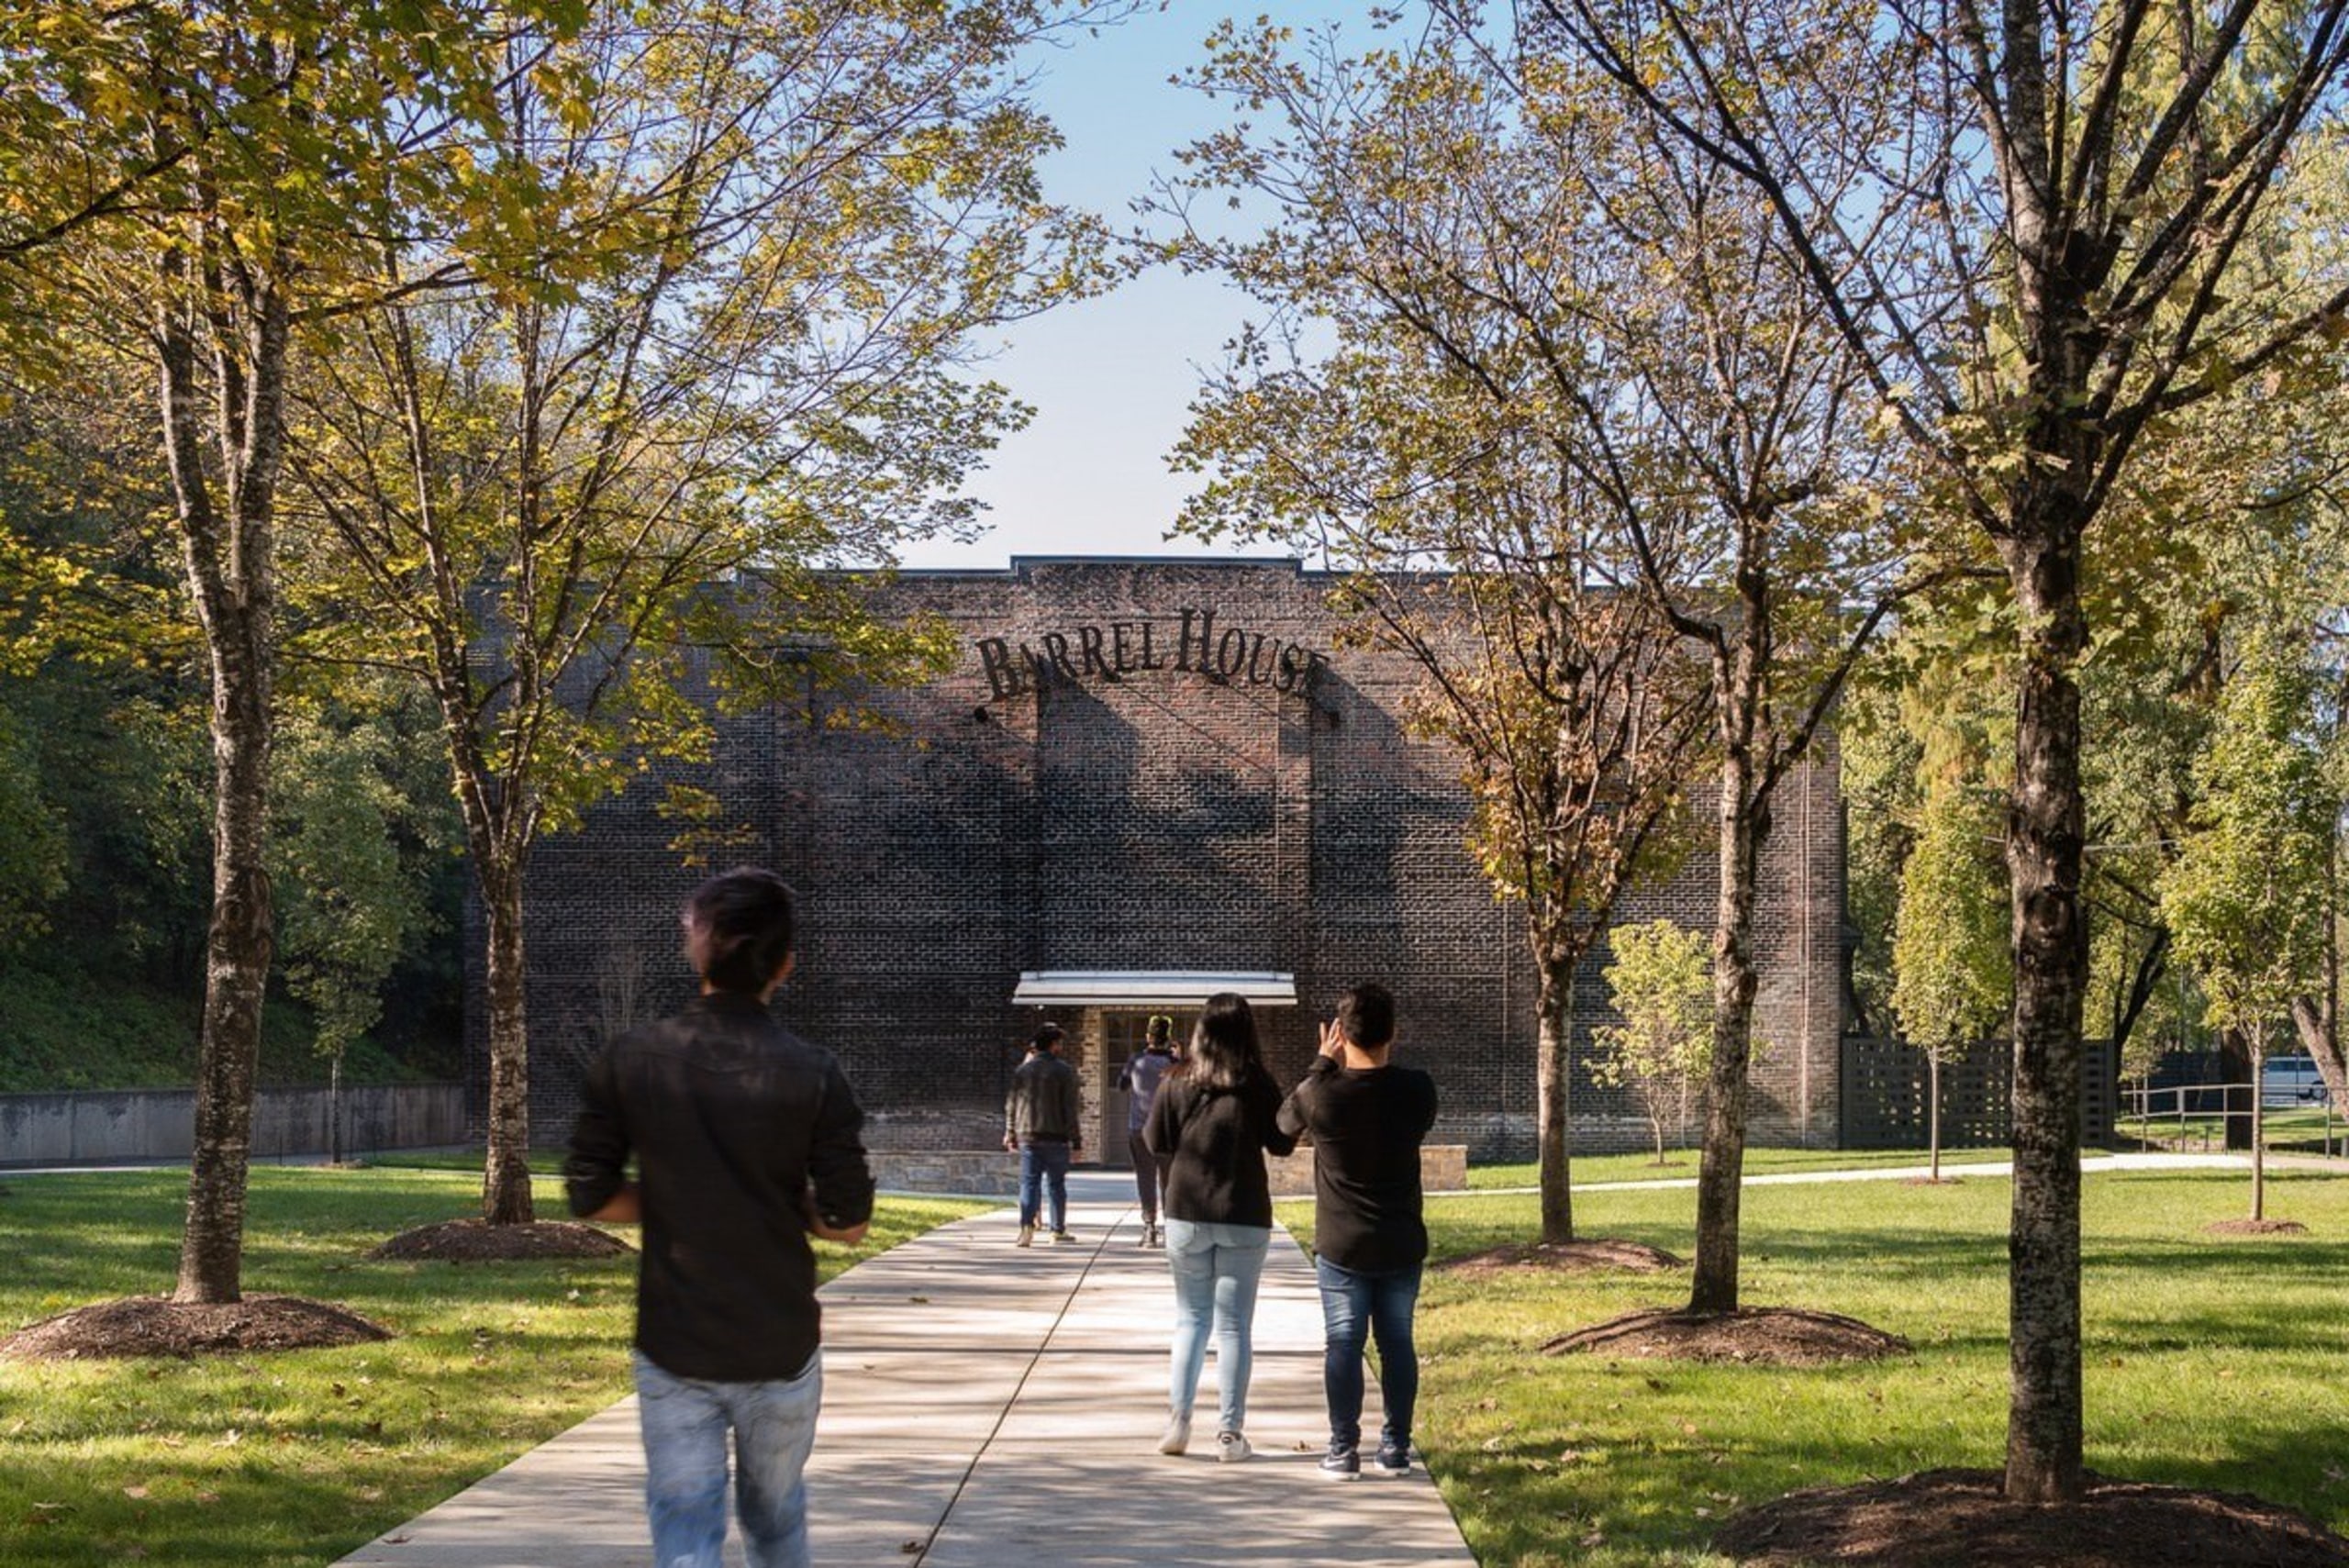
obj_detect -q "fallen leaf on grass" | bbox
[122,1485,150,1501]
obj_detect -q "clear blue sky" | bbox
[901,3,1381,571]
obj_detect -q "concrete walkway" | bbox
[332,1173,1477,1568]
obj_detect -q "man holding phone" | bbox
[1277,981,1439,1482]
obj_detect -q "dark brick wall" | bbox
[491,558,1847,1161]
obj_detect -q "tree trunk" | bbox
[2001,509,2090,1506]
[2250,1040,2266,1222]
[2218,1028,2254,1151]
[175,632,274,1303]
[2288,994,2345,1105]
[161,258,287,1307]
[1690,745,1764,1315]
[1535,945,1576,1245]
[1929,1051,1943,1183]
[480,859,536,1225]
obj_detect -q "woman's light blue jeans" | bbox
[633,1348,822,1568]
[1163,1218,1271,1434]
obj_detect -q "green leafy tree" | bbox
[1162,19,1711,1245]
[1167,9,1932,1302]
[1892,767,2010,1181]
[1591,919,1716,1164]
[1544,0,2349,1501]
[0,0,578,1304]
[0,695,68,948]
[1837,675,1923,1039]
[272,707,438,1161]
[284,0,1127,1223]
[2162,631,2332,1220]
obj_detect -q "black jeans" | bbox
[1126,1129,1165,1221]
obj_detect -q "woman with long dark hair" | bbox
[1143,993,1297,1462]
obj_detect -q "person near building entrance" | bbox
[563,866,874,1568]
[1276,981,1438,1482]
[1144,993,1298,1462]
[1004,1022,1083,1246]
[1117,1013,1180,1247]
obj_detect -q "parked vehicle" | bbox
[2261,1056,2328,1108]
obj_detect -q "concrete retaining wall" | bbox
[870,1144,1470,1200]
[0,1084,467,1167]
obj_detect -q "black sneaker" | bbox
[1319,1442,1360,1482]
[1373,1440,1412,1477]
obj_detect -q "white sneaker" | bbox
[1158,1413,1191,1455]
[1015,1225,1033,1248]
[1217,1429,1252,1462]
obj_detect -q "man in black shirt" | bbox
[565,868,874,1568]
[1003,1022,1083,1245]
[1277,981,1439,1482]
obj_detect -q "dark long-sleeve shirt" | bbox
[564,992,874,1383]
[1276,1055,1438,1273]
[1146,1063,1297,1229]
[1005,1051,1081,1144]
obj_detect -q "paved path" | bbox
[332,1173,1476,1568]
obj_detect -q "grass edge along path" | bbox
[1283,1163,2349,1568]
[0,1164,987,1568]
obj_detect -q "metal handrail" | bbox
[2117,1079,2337,1157]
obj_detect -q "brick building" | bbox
[500,557,1845,1162]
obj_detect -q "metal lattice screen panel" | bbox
[1840,1037,2115,1150]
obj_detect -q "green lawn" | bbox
[1286,1164,2349,1567]
[1463,1145,2017,1190]
[0,1167,985,1568]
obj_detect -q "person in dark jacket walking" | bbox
[564,867,874,1568]
[1276,981,1438,1482]
[1144,993,1297,1462]
[1117,1014,1179,1247]
[1004,1023,1083,1245]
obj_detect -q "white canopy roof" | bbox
[1009,971,1298,1006]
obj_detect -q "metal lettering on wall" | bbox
[974,606,1330,700]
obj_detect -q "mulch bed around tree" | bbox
[2205,1218,2310,1237]
[0,1295,392,1361]
[1439,1238,1687,1276]
[367,1218,634,1262]
[1711,1467,2349,1567]
[1542,1306,1910,1365]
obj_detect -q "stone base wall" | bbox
[870,1144,1469,1200]
[0,1084,467,1167]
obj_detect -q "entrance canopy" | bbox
[1010,971,1298,1007]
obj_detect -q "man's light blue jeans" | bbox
[633,1349,822,1568]
[1163,1218,1271,1434]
